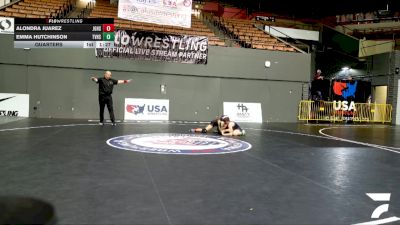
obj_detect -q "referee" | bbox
[91,71,132,125]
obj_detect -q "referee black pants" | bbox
[98,95,115,123]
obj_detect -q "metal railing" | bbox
[298,100,392,123]
[0,0,18,10]
[261,24,309,53]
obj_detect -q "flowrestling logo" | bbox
[107,133,252,155]
[353,193,400,225]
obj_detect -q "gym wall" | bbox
[0,34,312,122]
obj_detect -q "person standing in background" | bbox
[314,69,324,80]
[91,71,132,126]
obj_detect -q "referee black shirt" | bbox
[97,77,118,95]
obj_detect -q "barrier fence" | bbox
[298,100,392,123]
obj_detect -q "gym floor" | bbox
[0,118,399,225]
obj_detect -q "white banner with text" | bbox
[0,93,29,117]
[124,98,169,120]
[0,17,14,34]
[223,102,262,123]
[118,0,192,28]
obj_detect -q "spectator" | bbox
[314,69,324,80]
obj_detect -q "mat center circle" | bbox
[107,133,252,155]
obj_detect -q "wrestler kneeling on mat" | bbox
[190,115,245,136]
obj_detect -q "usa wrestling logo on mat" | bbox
[107,133,252,155]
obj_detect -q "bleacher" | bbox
[88,0,226,46]
[0,0,73,18]
[215,17,297,52]
[331,11,400,50]
[0,0,301,51]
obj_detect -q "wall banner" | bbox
[96,29,208,64]
[125,98,169,121]
[0,17,14,34]
[0,93,29,117]
[118,0,192,28]
[223,102,262,123]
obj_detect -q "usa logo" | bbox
[333,80,358,99]
[183,0,191,7]
[107,133,251,155]
[126,104,145,115]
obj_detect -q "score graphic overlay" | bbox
[14,18,115,48]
